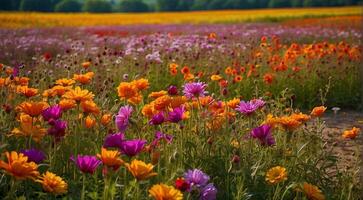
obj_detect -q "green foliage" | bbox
[54,0,82,12]
[20,0,53,12]
[0,0,21,11]
[118,0,149,12]
[83,0,112,13]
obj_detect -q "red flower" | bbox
[43,52,52,61]
[175,177,190,192]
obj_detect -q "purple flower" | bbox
[21,149,46,164]
[250,124,275,146]
[183,82,208,99]
[235,99,264,115]
[120,139,147,157]
[167,85,178,95]
[167,106,185,123]
[48,120,67,140]
[184,169,210,188]
[42,105,62,122]
[70,155,101,174]
[149,112,165,125]
[115,105,133,132]
[103,132,125,148]
[200,183,217,200]
[151,131,173,147]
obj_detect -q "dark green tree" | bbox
[20,0,53,12]
[83,0,112,13]
[118,0,149,12]
[268,0,291,7]
[156,0,179,11]
[54,0,82,12]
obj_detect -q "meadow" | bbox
[0,7,362,200]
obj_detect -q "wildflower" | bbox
[234,75,243,83]
[235,100,263,115]
[73,72,94,84]
[59,99,76,110]
[55,78,75,86]
[71,155,101,174]
[153,95,172,110]
[16,86,38,98]
[151,131,173,147]
[167,106,186,123]
[210,75,222,81]
[181,66,190,74]
[62,86,94,102]
[85,115,96,128]
[302,182,325,200]
[16,101,49,117]
[149,112,165,125]
[47,120,67,140]
[310,106,327,117]
[0,151,39,180]
[11,114,47,142]
[97,148,124,170]
[167,85,178,96]
[278,116,302,130]
[115,105,133,132]
[100,113,112,126]
[20,149,46,164]
[82,61,91,69]
[265,166,287,184]
[263,73,274,84]
[200,183,217,200]
[120,139,147,157]
[183,82,208,99]
[80,100,100,115]
[175,178,190,192]
[36,171,68,195]
[226,98,240,109]
[290,113,311,123]
[170,96,187,108]
[251,124,275,146]
[184,169,210,188]
[103,132,125,149]
[117,82,138,100]
[42,105,62,122]
[342,127,360,139]
[125,159,157,181]
[132,78,149,91]
[149,184,183,200]
[149,90,168,99]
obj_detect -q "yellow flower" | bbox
[62,86,94,102]
[0,151,39,180]
[149,184,183,200]
[148,90,168,99]
[211,74,222,81]
[36,171,68,195]
[97,148,124,170]
[265,166,287,184]
[342,127,360,139]
[16,101,49,117]
[302,182,325,200]
[55,78,75,86]
[310,106,327,117]
[125,159,157,181]
[230,139,240,148]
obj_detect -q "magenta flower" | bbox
[42,105,62,122]
[149,112,165,125]
[103,132,125,148]
[21,148,46,164]
[250,124,275,146]
[120,139,147,157]
[167,85,178,95]
[235,99,265,115]
[200,183,217,200]
[115,105,133,132]
[151,131,173,147]
[71,155,101,174]
[47,119,67,140]
[184,169,210,188]
[183,82,208,99]
[167,106,185,123]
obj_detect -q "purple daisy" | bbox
[200,183,217,200]
[184,169,210,188]
[120,139,147,157]
[47,119,67,140]
[21,148,46,164]
[235,99,265,115]
[103,132,125,148]
[70,155,101,174]
[149,112,165,125]
[115,105,133,132]
[250,124,275,146]
[167,106,185,123]
[42,105,62,122]
[183,82,208,99]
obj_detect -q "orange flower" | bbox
[117,82,138,100]
[210,75,222,81]
[142,104,156,118]
[278,116,302,130]
[16,101,49,117]
[170,96,187,108]
[170,68,178,76]
[128,93,143,105]
[302,182,325,200]
[181,66,190,74]
[219,79,228,87]
[310,106,327,117]
[62,86,94,102]
[97,148,124,170]
[85,115,96,128]
[80,100,100,115]
[208,32,217,39]
[36,171,68,195]
[226,98,240,109]
[342,127,360,139]
[148,90,167,99]
[149,184,183,200]
[183,73,194,81]
[153,95,171,110]
[0,78,5,87]
[131,78,149,91]
[125,160,157,181]
[169,63,178,76]
[234,75,243,82]
[82,61,91,69]
[101,113,112,126]
[59,99,76,110]
[55,78,75,86]
[50,85,70,96]
[290,113,311,123]
[0,151,39,180]
[16,86,38,98]
[11,114,46,142]
[263,73,274,84]
[73,72,94,84]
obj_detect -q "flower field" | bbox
[0,9,362,200]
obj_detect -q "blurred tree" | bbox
[176,0,194,11]
[54,0,82,12]
[20,0,53,12]
[268,0,291,7]
[191,0,209,10]
[83,0,112,13]
[156,0,179,11]
[118,0,149,12]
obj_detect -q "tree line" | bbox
[1,0,362,13]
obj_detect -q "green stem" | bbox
[81,174,86,200]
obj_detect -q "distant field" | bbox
[0,6,361,28]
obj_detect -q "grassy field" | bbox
[0,6,361,28]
